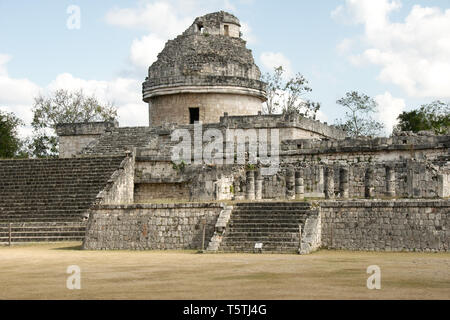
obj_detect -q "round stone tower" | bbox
[142,11,267,126]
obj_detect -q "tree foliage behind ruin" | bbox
[396,101,450,135]
[261,66,321,119]
[29,89,117,158]
[334,91,384,137]
[0,110,25,158]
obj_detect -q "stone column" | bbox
[364,166,375,199]
[255,169,263,200]
[318,166,324,195]
[295,170,304,200]
[286,167,295,200]
[246,170,255,201]
[385,165,396,197]
[339,166,349,199]
[324,166,335,199]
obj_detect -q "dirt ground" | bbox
[0,242,449,300]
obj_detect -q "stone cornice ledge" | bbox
[143,85,266,101]
[91,202,226,210]
[319,199,450,208]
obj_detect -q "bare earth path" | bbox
[0,242,449,300]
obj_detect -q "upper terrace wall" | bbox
[280,132,449,163]
[219,113,346,140]
[56,121,118,158]
[131,129,448,202]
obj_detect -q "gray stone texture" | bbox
[320,200,450,252]
[82,203,224,250]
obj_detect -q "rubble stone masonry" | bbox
[320,200,449,252]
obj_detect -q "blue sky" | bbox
[1,0,449,137]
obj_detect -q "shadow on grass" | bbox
[51,244,83,251]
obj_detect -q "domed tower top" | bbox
[142,11,267,126]
[186,11,241,37]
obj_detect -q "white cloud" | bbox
[105,2,192,39]
[260,52,293,78]
[48,73,147,127]
[375,91,405,135]
[223,0,236,12]
[315,110,329,123]
[0,54,12,76]
[332,0,401,28]
[105,1,253,72]
[130,34,166,69]
[105,2,194,72]
[0,56,148,139]
[0,55,41,127]
[334,0,450,98]
[240,22,256,44]
[336,38,354,55]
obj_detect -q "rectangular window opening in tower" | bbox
[224,25,229,36]
[189,108,200,124]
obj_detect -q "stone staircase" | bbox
[0,156,125,243]
[218,202,312,253]
[0,222,87,242]
[81,127,155,155]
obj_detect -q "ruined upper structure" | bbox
[142,11,267,126]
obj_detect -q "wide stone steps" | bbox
[0,215,81,223]
[218,241,300,254]
[0,226,86,232]
[0,156,124,242]
[0,236,85,243]
[222,235,300,242]
[231,210,311,215]
[218,202,313,254]
[226,228,301,234]
[0,222,87,243]
[228,219,306,225]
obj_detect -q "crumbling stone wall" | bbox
[320,200,450,252]
[95,152,135,205]
[82,203,224,250]
[134,183,190,202]
[281,132,449,163]
[221,114,346,140]
[56,121,118,158]
[439,172,450,198]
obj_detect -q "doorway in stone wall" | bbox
[189,108,199,124]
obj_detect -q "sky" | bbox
[1,0,449,138]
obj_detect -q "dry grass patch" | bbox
[0,243,449,300]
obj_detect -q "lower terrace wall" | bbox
[320,200,449,252]
[82,203,224,250]
[134,183,190,202]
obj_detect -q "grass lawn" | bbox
[0,242,449,300]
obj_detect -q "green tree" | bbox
[335,91,384,137]
[261,66,321,119]
[30,89,117,157]
[0,110,25,158]
[396,101,449,134]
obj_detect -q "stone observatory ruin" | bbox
[142,11,267,126]
[0,11,449,254]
